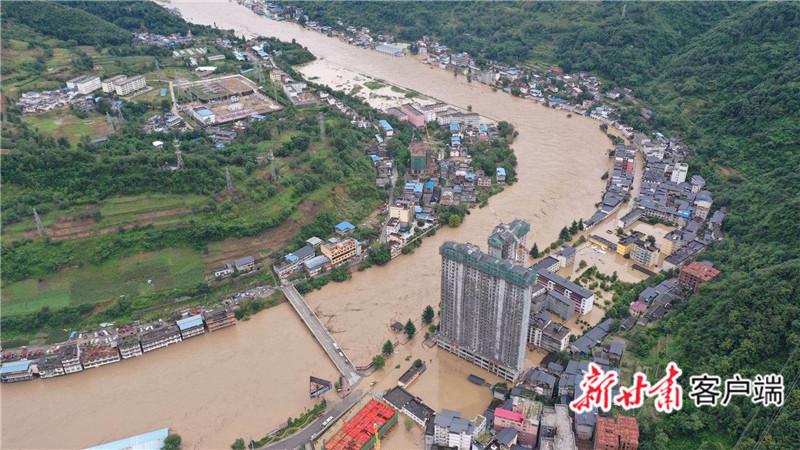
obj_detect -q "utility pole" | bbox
[621,3,627,19]
[176,150,184,170]
[269,150,276,181]
[33,208,44,237]
[225,168,234,193]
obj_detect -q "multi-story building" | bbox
[630,240,659,268]
[426,410,474,450]
[389,200,416,227]
[114,75,147,96]
[203,307,236,332]
[60,344,83,374]
[493,397,543,447]
[409,142,432,174]
[438,241,536,381]
[529,312,571,352]
[80,345,121,369]
[536,270,595,316]
[176,314,206,339]
[140,325,182,353]
[273,245,316,278]
[234,255,256,273]
[0,360,34,383]
[594,415,639,450]
[37,356,65,379]
[117,332,143,359]
[693,190,713,220]
[679,261,721,293]
[304,255,332,277]
[539,405,577,450]
[213,263,234,279]
[66,75,101,94]
[102,75,128,93]
[670,163,688,184]
[487,219,530,264]
[191,106,216,125]
[320,237,361,267]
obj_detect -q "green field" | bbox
[23,110,113,142]
[1,248,204,316]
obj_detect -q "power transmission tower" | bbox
[318,113,326,141]
[176,150,184,170]
[33,208,44,236]
[155,59,161,79]
[106,112,115,132]
[621,4,627,18]
[225,168,234,193]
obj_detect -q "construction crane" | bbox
[373,422,381,450]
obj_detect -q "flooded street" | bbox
[2,1,616,448]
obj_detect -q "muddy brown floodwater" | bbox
[1,1,616,448]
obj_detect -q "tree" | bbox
[372,354,385,369]
[231,438,246,450]
[569,220,579,234]
[382,339,394,356]
[413,358,423,368]
[422,305,434,324]
[404,319,416,338]
[163,434,182,450]
[448,214,462,228]
[529,243,540,258]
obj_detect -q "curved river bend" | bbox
[1,1,613,448]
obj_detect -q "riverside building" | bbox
[437,240,537,381]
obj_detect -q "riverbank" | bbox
[2,2,615,447]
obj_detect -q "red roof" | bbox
[325,400,395,450]
[494,407,524,423]
[595,416,639,449]
[682,261,721,282]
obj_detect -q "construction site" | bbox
[174,74,282,126]
[324,399,397,450]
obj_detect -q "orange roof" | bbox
[325,400,395,450]
[682,261,720,282]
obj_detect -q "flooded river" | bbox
[2,1,615,448]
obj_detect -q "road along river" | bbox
[1,1,614,448]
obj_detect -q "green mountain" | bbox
[297,2,800,448]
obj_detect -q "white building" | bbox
[102,75,128,93]
[114,75,147,96]
[670,162,688,184]
[191,106,216,125]
[66,75,101,94]
[427,410,474,450]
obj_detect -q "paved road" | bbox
[281,284,361,386]
[261,390,365,450]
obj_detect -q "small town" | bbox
[2,2,795,450]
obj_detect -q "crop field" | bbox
[1,247,204,316]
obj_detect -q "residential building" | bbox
[0,360,33,383]
[525,367,557,398]
[532,256,561,273]
[384,386,435,427]
[191,106,216,125]
[213,263,234,279]
[234,255,256,273]
[536,270,595,316]
[37,356,66,379]
[402,104,426,127]
[334,221,356,234]
[273,245,316,278]
[493,397,543,446]
[539,405,577,450]
[630,240,659,268]
[389,200,416,227]
[670,163,688,184]
[496,167,507,183]
[80,345,121,369]
[693,190,713,220]
[60,344,83,374]
[379,119,394,137]
[438,241,537,381]
[487,219,530,264]
[529,312,571,352]
[117,332,143,359]
[176,314,206,339]
[321,237,361,266]
[114,75,147,96]
[571,319,615,355]
[679,261,721,293]
[427,410,474,450]
[102,75,128,93]
[558,244,576,267]
[140,324,182,353]
[66,75,101,94]
[594,415,639,450]
[304,255,332,277]
[203,307,236,331]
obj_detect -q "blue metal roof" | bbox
[305,255,330,270]
[0,359,32,374]
[378,119,393,131]
[496,167,507,177]
[176,314,204,331]
[450,123,460,132]
[335,221,355,232]
[86,428,170,450]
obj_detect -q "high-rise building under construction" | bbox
[487,219,530,264]
[437,239,537,381]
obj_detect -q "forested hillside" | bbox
[299,2,800,448]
